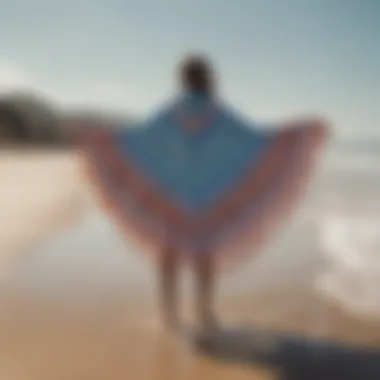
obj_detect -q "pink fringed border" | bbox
[77,120,328,271]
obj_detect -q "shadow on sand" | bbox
[186,326,380,380]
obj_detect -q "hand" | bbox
[307,116,331,140]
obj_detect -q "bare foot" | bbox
[195,315,220,346]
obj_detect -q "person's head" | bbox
[179,54,215,96]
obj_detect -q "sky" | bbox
[0,0,379,139]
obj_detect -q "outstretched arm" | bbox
[280,115,330,134]
[220,102,330,140]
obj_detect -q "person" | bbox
[78,54,328,340]
[160,57,219,334]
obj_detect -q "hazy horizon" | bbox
[0,0,379,140]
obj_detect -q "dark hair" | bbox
[179,55,215,95]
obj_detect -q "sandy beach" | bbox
[0,149,379,380]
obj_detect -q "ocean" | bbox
[307,140,380,318]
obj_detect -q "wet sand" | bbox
[0,150,379,380]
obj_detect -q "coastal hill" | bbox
[0,91,132,147]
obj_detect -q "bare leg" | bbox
[159,246,179,328]
[195,252,218,336]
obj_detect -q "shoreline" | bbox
[0,149,379,379]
